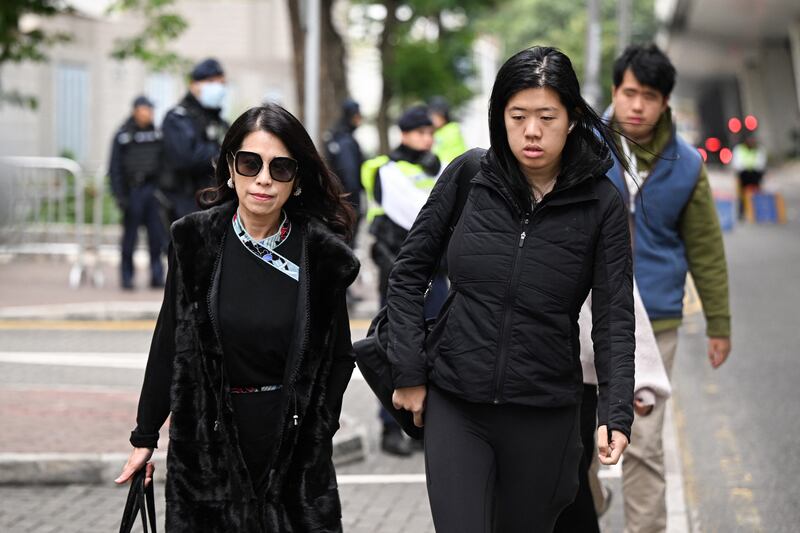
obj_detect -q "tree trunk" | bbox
[288,0,348,140]
[287,0,305,121]
[377,0,400,154]
[319,0,348,138]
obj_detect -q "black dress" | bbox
[218,220,301,489]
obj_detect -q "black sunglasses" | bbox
[231,151,298,182]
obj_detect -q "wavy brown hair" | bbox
[198,104,356,240]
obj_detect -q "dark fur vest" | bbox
[165,201,359,532]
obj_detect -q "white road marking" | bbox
[337,474,426,484]
[0,351,367,381]
[0,351,146,368]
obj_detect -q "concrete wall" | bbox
[738,41,800,157]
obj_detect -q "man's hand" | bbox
[634,397,654,416]
[708,336,731,369]
[597,425,628,466]
[392,385,427,428]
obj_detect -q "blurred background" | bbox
[0,1,799,532]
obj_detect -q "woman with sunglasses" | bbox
[116,103,359,531]
[388,47,635,532]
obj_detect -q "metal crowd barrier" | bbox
[0,156,100,288]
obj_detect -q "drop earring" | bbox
[226,177,234,189]
[293,186,302,197]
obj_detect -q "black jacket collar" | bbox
[479,140,611,214]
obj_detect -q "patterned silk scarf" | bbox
[232,210,300,281]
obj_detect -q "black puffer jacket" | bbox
[386,147,635,439]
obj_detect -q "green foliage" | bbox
[389,25,476,107]
[352,1,501,109]
[481,0,657,108]
[0,0,71,108]
[108,0,190,74]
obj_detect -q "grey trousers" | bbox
[622,328,679,533]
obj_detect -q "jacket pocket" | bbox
[424,290,459,364]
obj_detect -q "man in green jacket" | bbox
[605,44,732,533]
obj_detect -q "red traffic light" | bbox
[705,137,722,152]
[719,147,733,165]
[744,115,758,131]
[697,147,708,162]
[728,117,742,133]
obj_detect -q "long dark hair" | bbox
[488,46,628,208]
[198,104,355,240]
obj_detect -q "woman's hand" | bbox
[596,425,628,466]
[392,385,427,428]
[115,447,155,486]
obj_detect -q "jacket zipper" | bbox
[286,228,311,428]
[491,210,531,403]
[207,239,226,432]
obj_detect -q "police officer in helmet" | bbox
[361,105,444,456]
[162,57,230,220]
[109,95,166,290]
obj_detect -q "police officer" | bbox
[361,105,443,456]
[324,98,364,248]
[428,96,467,166]
[109,96,166,290]
[162,58,229,220]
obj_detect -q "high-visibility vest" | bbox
[361,156,437,222]
[433,121,467,166]
[732,144,766,172]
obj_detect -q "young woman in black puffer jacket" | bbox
[387,46,636,532]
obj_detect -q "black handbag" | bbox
[119,467,158,533]
[353,149,482,440]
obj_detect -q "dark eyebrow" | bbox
[508,105,560,113]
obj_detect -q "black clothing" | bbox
[738,170,764,218]
[161,92,228,218]
[129,201,359,531]
[191,58,224,81]
[219,222,300,387]
[553,384,602,533]
[397,104,433,132]
[120,183,165,287]
[231,389,284,491]
[325,119,364,214]
[108,118,166,287]
[109,117,164,204]
[388,144,441,177]
[387,147,635,440]
[424,385,582,533]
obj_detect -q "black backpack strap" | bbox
[446,147,484,231]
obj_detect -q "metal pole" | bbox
[304,0,321,145]
[584,0,602,110]
[617,0,632,55]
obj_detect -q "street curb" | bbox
[0,301,161,321]
[0,421,367,486]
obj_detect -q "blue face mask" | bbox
[198,82,227,109]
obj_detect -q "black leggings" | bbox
[424,386,582,533]
[553,384,601,533]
